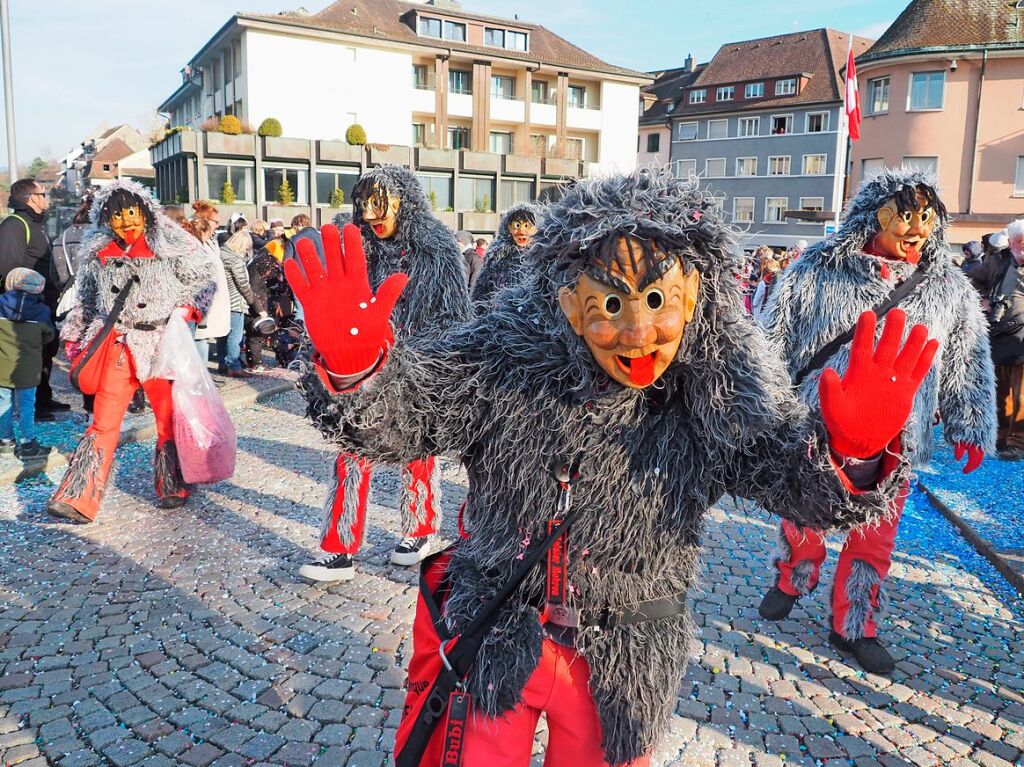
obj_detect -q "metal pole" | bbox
[0,0,16,185]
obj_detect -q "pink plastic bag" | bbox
[155,313,236,484]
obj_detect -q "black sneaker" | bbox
[0,439,14,455]
[15,439,53,460]
[157,495,189,510]
[34,409,56,422]
[758,586,799,621]
[299,554,355,582]
[829,630,896,675]
[390,536,432,567]
[38,399,71,413]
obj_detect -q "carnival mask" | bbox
[110,204,146,245]
[558,237,701,388]
[362,183,401,240]
[509,218,537,248]
[874,191,935,264]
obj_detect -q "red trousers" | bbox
[321,453,440,554]
[51,341,188,521]
[459,639,651,767]
[775,487,907,639]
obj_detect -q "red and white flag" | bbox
[845,39,861,141]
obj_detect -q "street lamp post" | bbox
[0,0,16,185]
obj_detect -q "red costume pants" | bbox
[51,341,189,521]
[774,486,907,639]
[320,453,440,554]
[457,639,650,767]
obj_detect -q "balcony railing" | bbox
[531,94,557,105]
[413,76,437,91]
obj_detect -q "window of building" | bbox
[733,196,754,223]
[530,134,550,157]
[707,119,728,139]
[103,164,111,172]
[484,28,504,47]
[768,156,791,175]
[1016,157,1024,196]
[413,64,429,89]
[443,21,466,42]
[676,159,697,179]
[507,31,527,51]
[716,86,734,101]
[868,77,890,115]
[568,86,586,109]
[449,70,472,95]
[765,197,788,223]
[418,16,441,38]
[412,123,426,146]
[806,112,829,132]
[902,155,938,175]
[799,197,824,212]
[736,157,757,176]
[264,167,308,205]
[532,80,550,104]
[447,126,470,150]
[711,193,727,212]
[646,133,660,153]
[802,154,827,175]
[745,82,764,98]
[457,175,496,212]
[689,89,706,104]
[738,116,759,137]
[489,131,513,154]
[771,114,793,134]
[862,158,885,178]
[675,122,698,141]
[206,163,253,202]
[909,71,944,110]
[705,158,726,178]
[566,137,585,161]
[500,178,534,209]
[491,75,515,100]
[316,167,359,207]
[417,172,453,210]
[775,78,797,96]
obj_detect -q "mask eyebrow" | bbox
[637,253,680,290]
[584,266,632,295]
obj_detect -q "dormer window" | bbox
[745,82,764,98]
[443,20,466,42]
[484,27,528,52]
[716,86,734,101]
[775,78,797,96]
[418,17,441,37]
[689,89,706,104]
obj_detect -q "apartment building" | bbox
[638,56,704,169]
[154,0,648,230]
[664,29,872,249]
[849,0,1024,244]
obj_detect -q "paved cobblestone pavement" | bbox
[1,390,1022,767]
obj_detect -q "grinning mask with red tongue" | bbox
[872,190,936,265]
[360,182,401,240]
[558,235,700,389]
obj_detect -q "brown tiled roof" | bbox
[91,138,135,165]
[640,65,705,125]
[674,28,872,116]
[861,0,1024,62]
[242,0,648,80]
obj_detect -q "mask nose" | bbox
[618,320,656,349]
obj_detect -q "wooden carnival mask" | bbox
[361,183,401,240]
[508,217,537,248]
[558,236,700,388]
[109,203,146,245]
[873,190,936,264]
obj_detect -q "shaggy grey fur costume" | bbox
[300,170,907,763]
[470,202,541,311]
[321,164,470,546]
[61,180,217,382]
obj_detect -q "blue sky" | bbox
[1,0,904,162]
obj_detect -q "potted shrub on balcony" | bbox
[345,124,367,146]
[257,118,283,137]
[204,115,256,156]
[277,179,294,206]
[329,188,345,208]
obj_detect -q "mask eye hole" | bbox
[901,211,913,224]
[603,294,622,318]
[920,209,931,223]
[645,288,664,311]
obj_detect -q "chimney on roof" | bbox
[427,0,462,8]
[684,53,693,73]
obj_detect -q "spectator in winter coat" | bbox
[750,256,780,325]
[182,216,230,361]
[0,268,55,459]
[218,231,258,377]
[53,192,95,291]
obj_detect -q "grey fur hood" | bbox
[470,202,543,309]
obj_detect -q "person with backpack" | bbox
[0,178,70,419]
[758,169,996,674]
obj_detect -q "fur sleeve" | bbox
[59,258,100,347]
[165,225,217,315]
[937,287,998,451]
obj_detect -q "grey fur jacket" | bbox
[61,181,217,382]
[765,168,997,464]
[302,171,907,764]
[470,202,541,311]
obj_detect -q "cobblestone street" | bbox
[0,389,1022,767]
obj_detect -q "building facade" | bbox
[638,57,703,170]
[664,29,872,249]
[849,0,1024,244]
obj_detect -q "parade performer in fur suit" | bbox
[47,181,216,523]
[298,164,470,582]
[470,202,540,309]
[758,168,996,674]
[287,169,938,766]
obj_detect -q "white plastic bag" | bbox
[155,312,236,484]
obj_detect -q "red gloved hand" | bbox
[284,223,407,376]
[820,308,939,459]
[954,442,984,474]
[179,306,203,324]
[65,341,82,364]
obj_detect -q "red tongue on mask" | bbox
[122,229,141,245]
[904,243,920,264]
[628,353,656,387]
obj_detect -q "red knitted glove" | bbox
[178,306,203,323]
[820,309,939,459]
[284,223,407,377]
[954,442,984,474]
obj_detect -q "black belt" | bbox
[118,318,169,331]
[545,591,688,631]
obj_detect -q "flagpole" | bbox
[835,34,853,231]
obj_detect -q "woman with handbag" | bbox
[46,181,216,524]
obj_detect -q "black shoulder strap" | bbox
[794,264,929,387]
